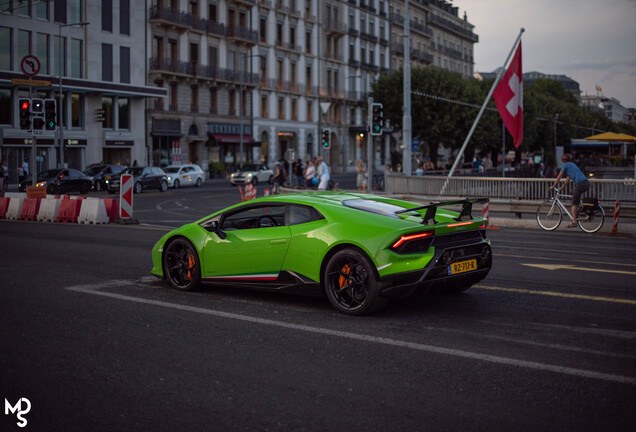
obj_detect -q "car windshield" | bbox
[124,167,144,176]
[243,165,261,171]
[37,169,61,179]
[343,199,404,218]
[163,167,180,173]
[84,166,104,176]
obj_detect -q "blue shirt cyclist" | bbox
[550,153,589,228]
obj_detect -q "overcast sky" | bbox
[451,0,636,109]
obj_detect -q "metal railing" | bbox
[387,175,636,203]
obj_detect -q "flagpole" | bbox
[441,27,525,195]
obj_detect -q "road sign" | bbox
[21,55,41,76]
[11,78,52,86]
[120,174,133,218]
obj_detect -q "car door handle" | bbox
[270,239,287,245]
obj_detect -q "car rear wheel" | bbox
[134,182,143,194]
[323,248,388,315]
[94,181,102,192]
[163,238,201,291]
[47,184,58,194]
[174,179,180,189]
[195,178,202,187]
[80,182,91,194]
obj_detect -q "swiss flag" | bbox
[493,42,523,148]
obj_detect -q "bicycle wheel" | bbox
[577,204,605,233]
[537,200,562,231]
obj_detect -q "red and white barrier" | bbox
[612,200,620,234]
[78,198,110,224]
[120,174,133,218]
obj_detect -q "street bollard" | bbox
[612,200,620,234]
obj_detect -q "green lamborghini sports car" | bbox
[151,192,492,315]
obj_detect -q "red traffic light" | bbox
[21,101,30,110]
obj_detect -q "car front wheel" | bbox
[134,182,143,194]
[195,178,202,187]
[80,182,91,194]
[160,180,168,192]
[163,238,201,291]
[174,179,180,189]
[323,248,388,315]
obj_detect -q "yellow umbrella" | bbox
[584,132,636,142]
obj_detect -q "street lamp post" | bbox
[58,21,89,169]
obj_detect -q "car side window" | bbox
[287,204,322,226]
[221,205,285,230]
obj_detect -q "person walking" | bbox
[271,163,284,194]
[22,158,29,178]
[316,157,330,191]
[304,160,315,188]
[356,159,367,191]
[550,153,589,228]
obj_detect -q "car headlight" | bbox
[247,173,252,178]
[36,181,46,187]
[230,173,235,178]
[167,176,172,181]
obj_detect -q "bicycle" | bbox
[536,188,605,233]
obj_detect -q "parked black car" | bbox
[106,166,168,194]
[83,164,128,191]
[18,168,93,194]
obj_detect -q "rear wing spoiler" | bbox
[395,197,489,225]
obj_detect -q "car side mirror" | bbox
[209,221,226,240]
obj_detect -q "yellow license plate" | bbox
[449,259,477,275]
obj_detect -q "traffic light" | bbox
[32,116,45,130]
[321,128,331,149]
[370,102,383,136]
[18,98,31,130]
[44,99,57,130]
[31,98,43,114]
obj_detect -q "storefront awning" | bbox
[209,134,255,144]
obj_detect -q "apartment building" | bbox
[0,0,165,185]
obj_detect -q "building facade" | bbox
[0,0,165,186]
[580,94,629,123]
[147,0,477,176]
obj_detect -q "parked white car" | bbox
[230,164,273,186]
[163,164,205,188]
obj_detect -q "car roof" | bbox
[251,192,390,207]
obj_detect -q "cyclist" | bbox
[550,153,589,227]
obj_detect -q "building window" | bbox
[291,99,297,121]
[290,27,296,49]
[153,36,163,61]
[71,93,82,128]
[209,87,217,114]
[191,85,198,112]
[241,88,246,116]
[36,33,49,74]
[229,90,236,116]
[70,38,82,78]
[290,62,296,91]
[306,66,311,93]
[169,82,177,111]
[120,46,130,83]
[102,0,112,32]
[307,101,312,122]
[189,42,198,64]
[305,30,311,53]
[278,97,284,119]
[54,35,66,76]
[0,27,11,70]
[208,46,217,68]
[0,88,11,125]
[260,17,266,42]
[169,39,177,61]
[18,30,31,61]
[118,97,129,130]
[35,1,49,20]
[17,0,31,16]
[276,23,283,46]
[102,96,114,129]
[120,0,130,35]
[70,0,81,23]
[54,0,67,24]
[209,3,217,21]
[102,43,113,81]
[261,95,268,118]
[277,60,283,88]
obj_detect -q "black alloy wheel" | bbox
[80,182,91,194]
[134,182,143,194]
[163,238,201,291]
[324,248,387,315]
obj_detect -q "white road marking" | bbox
[65,279,636,386]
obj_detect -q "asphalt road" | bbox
[1,183,635,431]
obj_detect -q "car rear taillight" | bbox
[390,232,434,254]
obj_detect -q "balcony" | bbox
[428,14,479,42]
[324,20,346,37]
[149,6,225,37]
[360,31,378,43]
[410,21,433,38]
[226,26,259,46]
[228,0,256,7]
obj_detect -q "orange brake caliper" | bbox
[186,254,195,280]
[338,264,351,290]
